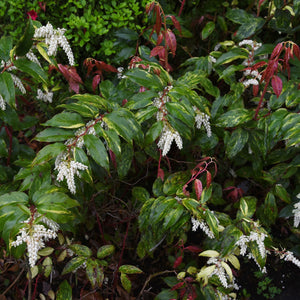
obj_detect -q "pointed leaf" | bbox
[43,112,84,129]
[165,29,176,56]
[15,19,34,57]
[56,280,72,300]
[271,75,282,97]
[0,72,15,107]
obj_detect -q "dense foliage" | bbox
[0,1,300,299]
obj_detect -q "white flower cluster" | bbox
[241,69,262,88]
[157,125,183,156]
[55,151,88,194]
[292,194,300,227]
[236,231,267,258]
[11,74,26,94]
[36,88,53,103]
[239,39,262,51]
[280,251,300,268]
[207,257,229,288]
[0,59,17,71]
[11,214,59,268]
[247,252,267,273]
[26,49,41,67]
[193,107,212,137]
[117,67,127,79]
[191,217,214,239]
[0,94,6,111]
[34,22,75,66]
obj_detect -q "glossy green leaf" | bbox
[132,186,150,203]
[154,289,178,300]
[226,128,249,158]
[206,210,219,238]
[120,273,132,293]
[15,19,34,57]
[0,72,15,107]
[84,134,109,170]
[56,280,72,300]
[62,256,87,275]
[35,128,74,142]
[97,245,115,259]
[216,109,254,127]
[135,105,158,123]
[58,102,98,118]
[117,143,133,178]
[126,90,157,110]
[69,244,92,257]
[0,192,28,207]
[126,68,164,90]
[237,197,257,219]
[165,102,194,126]
[215,48,249,65]
[274,184,290,203]
[119,264,143,274]
[0,36,12,61]
[202,21,215,39]
[145,120,163,145]
[32,143,66,165]
[70,93,109,110]
[13,58,47,84]
[43,112,84,129]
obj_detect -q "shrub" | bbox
[0,1,299,299]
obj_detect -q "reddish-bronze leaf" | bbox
[206,171,212,188]
[194,179,203,201]
[171,281,185,291]
[293,44,300,60]
[150,46,165,58]
[157,33,164,45]
[157,167,164,181]
[270,43,283,59]
[155,5,162,35]
[165,29,177,57]
[145,1,155,14]
[184,246,202,253]
[253,84,259,97]
[271,75,282,97]
[92,75,101,92]
[168,15,182,35]
[173,255,183,268]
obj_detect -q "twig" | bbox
[137,270,175,299]
[1,267,25,296]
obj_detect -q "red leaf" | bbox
[92,75,101,92]
[165,29,177,57]
[109,150,117,169]
[257,0,267,16]
[122,99,128,106]
[155,5,162,35]
[58,64,83,94]
[38,2,46,12]
[145,1,155,14]
[150,46,165,58]
[194,179,203,201]
[252,61,267,70]
[271,75,282,97]
[206,171,212,188]
[270,43,283,59]
[184,246,202,253]
[95,61,117,73]
[261,60,278,83]
[293,44,300,60]
[168,15,182,35]
[173,255,183,268]
[157,33,164,46]
[171,281,185,291]
[157,168,164,181]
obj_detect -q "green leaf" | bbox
[32,143,66,165]
[13,58,47,84]
[35,128,74,142]
[120,273,132,293]
[226,8,252,24]
[135,105,158,123]
[94,125,121,158]
[215,48,249,65]
[70,93,109,110]
[163,172,189,195]
[132,187,150,203]
[206,210,219,238]
[200,186,213,204]
[235,19,265,40]
[145,121,163,145]
[274,184,290,203]
[43,112,84,129]
[62,256,87,275]
[56,280,72,300]
[165,102,194,126]
[126,90,157,110]
[126,68,164,90]
[119,264,143,274]
[202,21,215,39]
[0,192,28,207]
[226,128,249,158]
[84,134,109,171]
[86,259,104,288]
[0,36,12,61]
[69,244,92,257]
[0,72,15,107]
[117,144,133,178]
[15,19,34,57]
[154,289,178,300]
[216,108,254,127]
[262,192,278,225]
[97,245,115,259]
[237,196,257,219]
[58,102,98,118]
[103,109,141,144]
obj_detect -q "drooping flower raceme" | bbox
[157,125,183,156]
[292,194,300,227]
[36,89,53,103]
[193,106,212,137]
[55,151,88,194]
[191,217,214,239]
[11,213,59,268]
[34,22,75,66]
[0,95,6,111]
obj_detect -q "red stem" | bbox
[254,79,270,120]
[32,274,40,300]
[113,220,130,289]
[178,0,186,17]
